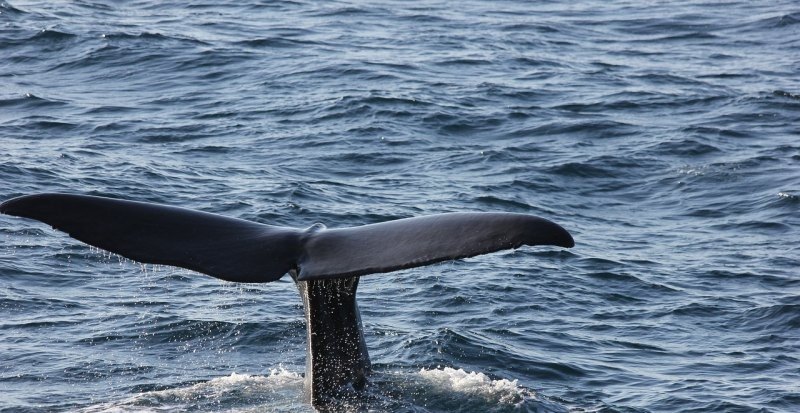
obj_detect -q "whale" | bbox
[0,193,574,407]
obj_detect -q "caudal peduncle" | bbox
[291,271,371,406]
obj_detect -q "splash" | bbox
[79,368,310,413]
[144,369,303,398]
[418,367,529,404]
[406,367,569,412]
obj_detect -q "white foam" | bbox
[80,367,554,412]
[150,368,302,397]
[417,367,530,404]
[79,368,308,413]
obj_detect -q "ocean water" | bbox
[1,0,799,411]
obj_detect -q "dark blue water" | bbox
[2,1,799,411]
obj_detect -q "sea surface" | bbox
[1,1,799,412]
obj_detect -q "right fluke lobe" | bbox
[297,212,574,281]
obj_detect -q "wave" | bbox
[0,93,69,110]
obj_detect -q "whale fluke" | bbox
[1,192,574,406]
[1,193,573,282]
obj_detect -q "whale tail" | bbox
[1,192,574,406]
[0,193,573,282]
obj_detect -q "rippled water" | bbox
[1,1,799,412]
